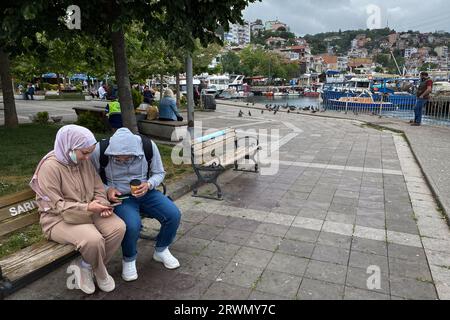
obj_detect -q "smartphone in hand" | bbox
[109,202,122,207]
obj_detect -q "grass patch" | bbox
[0,123,192,197]
[0,222,45,259]
[45,93,86,101]
[0,123,108,197]
[157,143,192,184]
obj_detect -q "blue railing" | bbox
[321,90,450,126]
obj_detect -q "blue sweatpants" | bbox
[113,189,181,262]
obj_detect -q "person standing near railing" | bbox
[411,72,433,126]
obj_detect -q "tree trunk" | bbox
[186,54,194,132]
[111,27,137,133]
[56,73,61,92]
[175,72,180,107]
[160,74,163,101]
[0,48,18,128]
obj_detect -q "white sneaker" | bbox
[122,260,138,282]
[153,248,180,269]
[73,259,95,295]
[95,273,116,292]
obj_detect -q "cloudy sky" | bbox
[243,0,450,35]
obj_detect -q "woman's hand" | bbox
[100,209,113,218]
[88,199,112,214]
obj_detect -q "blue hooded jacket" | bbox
[158,97,180,121]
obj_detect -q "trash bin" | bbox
[201,94,216,111]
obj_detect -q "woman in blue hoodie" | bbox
[91,128,181,281]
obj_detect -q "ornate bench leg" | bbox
[234,150,260,173]
[191,164,224,200]
[192,180,200,196]
[212,179,223,200]
[234,137,261,173]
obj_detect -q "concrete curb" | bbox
[365,122,450,225]
[165,173,199,201]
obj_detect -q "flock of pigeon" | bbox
[238,103,321,117]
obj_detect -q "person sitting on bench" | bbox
[90,127,181,282]
[24,83,35,100]
[29,125,126,295]
[158,89,183,121]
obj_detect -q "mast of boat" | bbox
[390,50,402,76]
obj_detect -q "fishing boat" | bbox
[303,87,320,98]
[328,94,394,112]
[287,90,301,97]
[322,74,418,109]
[304,91,320,98]
[274,91,288,98]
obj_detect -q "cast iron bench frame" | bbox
[190,128,260,200]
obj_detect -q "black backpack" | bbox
[99,134,153,185]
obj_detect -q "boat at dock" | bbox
[321,72,418,109]
[303,90,320,98]
[328,95,393,111]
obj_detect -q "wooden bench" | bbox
[0,189,77,299]
[191,128,260,200]
[0,184,169,298]
[138,119,188,142]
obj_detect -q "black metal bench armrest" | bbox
[235,135,260,149]
[158,182,167,195]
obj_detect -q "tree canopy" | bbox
[1,0,259,129]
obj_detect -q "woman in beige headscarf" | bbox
[30,125,125,294]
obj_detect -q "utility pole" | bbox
[186,54,195,136]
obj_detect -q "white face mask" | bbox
[69,150,78,164]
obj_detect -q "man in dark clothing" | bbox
[24,83,35,100]
[142,85,154,104]
[411,72,433,126]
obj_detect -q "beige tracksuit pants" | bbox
[49,213,126,281]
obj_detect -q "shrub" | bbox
[33,112,49,124]
[75,111,109,133]
[180,95,187,107]
[132,88,143,109]
[49,84,59,91]
[41,83,51,90]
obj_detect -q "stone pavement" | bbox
[6,103,450,300]
[220,100,450,223]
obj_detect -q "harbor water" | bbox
[244,95,321,108]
